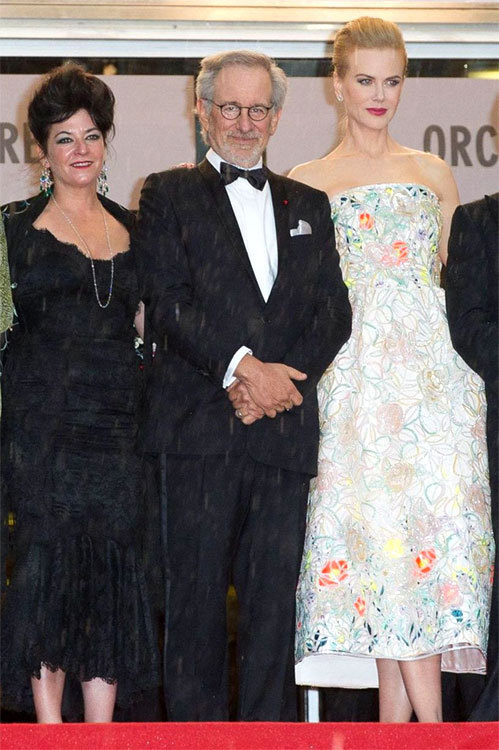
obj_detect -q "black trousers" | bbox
[154,453,310,721]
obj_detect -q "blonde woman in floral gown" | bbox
[292,17,494,723]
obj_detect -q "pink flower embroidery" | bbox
[376,403,404,434]
[441,582,461,606]
[466,485,486,514]
[380,240,409,267]
[359,212,374,230]
[415,548,436,575]
[471,419,486,441]
[316,459,339,491]
[319,559,349,587]
[393,240,409,263]
[354,596,366,616]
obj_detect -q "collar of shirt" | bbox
[205,150,277,303]
[206,148,264,176]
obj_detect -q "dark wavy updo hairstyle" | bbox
[28,62,115,153]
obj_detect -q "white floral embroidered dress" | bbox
[295,184,494,688]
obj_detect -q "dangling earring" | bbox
[97,164,109,196]
[39,165,53,196]
[336,94,343,103]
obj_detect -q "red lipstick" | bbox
[367,108,387,116]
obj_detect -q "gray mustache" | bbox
[227,132,260,140]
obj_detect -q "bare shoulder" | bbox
[287,155,335,192]
[414,148,453,180]
[401,148,460,261]
[405,147,457,197]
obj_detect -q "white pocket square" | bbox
[290,219,312,237]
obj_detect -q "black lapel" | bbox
[266,170,291,306]
[198,159,264,301]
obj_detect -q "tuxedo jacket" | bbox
[446,194,499,724]
[446,192,498,514]
[134,159,351,475]
[446,193,498,410]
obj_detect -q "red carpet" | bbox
[1,722,497,750]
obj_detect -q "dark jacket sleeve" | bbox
[281,190,351,387]
[445,202,498,384]
[134,171,262,382]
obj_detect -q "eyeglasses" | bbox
[202,99,274,122]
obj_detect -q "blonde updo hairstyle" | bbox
[332,16,408,79]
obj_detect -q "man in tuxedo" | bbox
[135,50,351,721]
[445,193,498,721]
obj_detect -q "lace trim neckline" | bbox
[30,225,130,262]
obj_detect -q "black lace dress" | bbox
[1,194,159,716]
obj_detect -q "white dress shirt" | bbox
[205,149,278,387]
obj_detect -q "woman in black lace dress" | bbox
[1,64,158,722]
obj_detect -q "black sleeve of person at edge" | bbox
[445,195,499,722]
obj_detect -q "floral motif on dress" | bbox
[295,184,494,683]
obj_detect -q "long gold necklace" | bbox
[51,195,114,309]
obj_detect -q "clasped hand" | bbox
[227,354,307,425]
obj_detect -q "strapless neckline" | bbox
[329,183,440,205]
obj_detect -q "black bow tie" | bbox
[220,162,267,190]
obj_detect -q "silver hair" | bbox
[195,49,288,114]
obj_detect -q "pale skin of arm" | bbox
[134,301,145,340]
[423,155,460,265]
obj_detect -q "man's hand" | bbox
[234,354,307,418]
[227,382,265,425]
